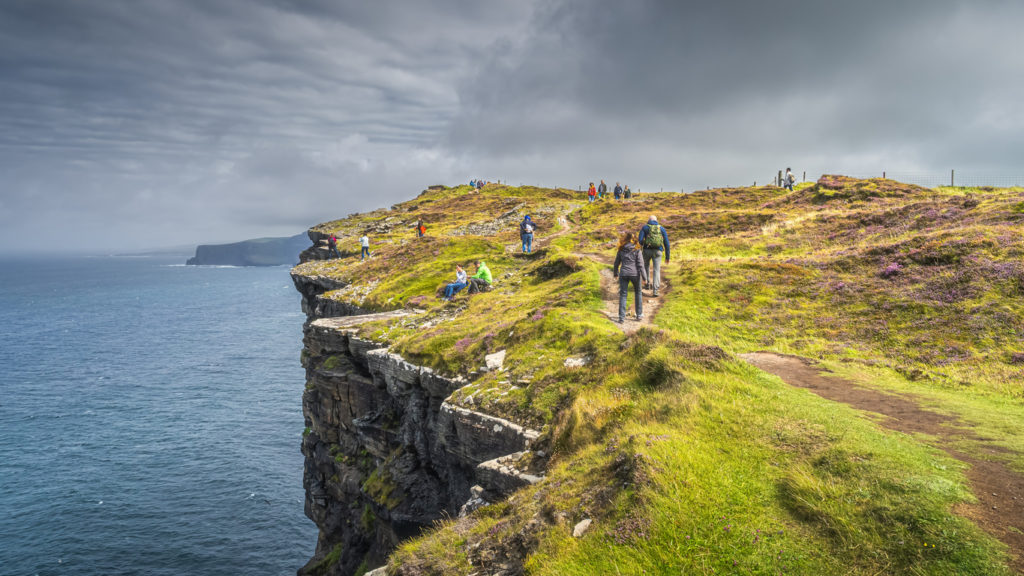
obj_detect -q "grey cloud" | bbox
[448,0,1024,189]
[1,0,1022,254]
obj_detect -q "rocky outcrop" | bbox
[296,313,541,576]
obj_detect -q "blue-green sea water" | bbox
[0,256,316,575]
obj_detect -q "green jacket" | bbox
[471,262,492,283]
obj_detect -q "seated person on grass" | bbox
[442,265,468,300]
[467,260,492,294]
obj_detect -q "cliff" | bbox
[290,180,1024,575]
[186,233,309,266]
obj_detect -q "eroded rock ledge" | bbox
[297,313,542,576]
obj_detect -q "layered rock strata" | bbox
[295,311,542,575]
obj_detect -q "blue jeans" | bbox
[361,246,369,259]
[521,233,533,253]
[444,281,467,299]
[327,246,340,259]
[588,195,595,203]
[618,276,643,321]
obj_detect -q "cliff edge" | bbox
[291,180,1024,575]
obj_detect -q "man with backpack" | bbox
[327,233,341,259]
[613,182,623,200]
[638,215,670,297]
[785,167,796,191]
[520,215,536,254]
[598,180,608,200]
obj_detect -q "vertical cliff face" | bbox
[292,278,542,576]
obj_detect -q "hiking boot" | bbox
[636,315,644,321]
[615,317,624,324]
[652,291,658,297]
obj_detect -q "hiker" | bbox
[359,233,370,260]
[443,264,468,300]
[598,180,608,199]
[613,231,648,323]
[638,215,670,297]
[624,185,632,199]
[520,215,536,254]
[613,182,623,200]
[470,179,476,188]
[467,260,492,294]
[327,233,341,259]
[785,167,796,191]
[588,182,597,203]
[416,220,425,238]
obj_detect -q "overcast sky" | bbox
[2,0,1022,254]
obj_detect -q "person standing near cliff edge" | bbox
[638,215,670,297]
[327,233,341,259]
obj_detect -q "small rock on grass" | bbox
[573,518,592,538]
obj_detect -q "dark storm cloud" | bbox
[0,0,533,253]
[449,0,1024,190]
[1,0,1021,253]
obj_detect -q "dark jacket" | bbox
[638,220,670,261]
[614,185,623,197]
[613,243,648,281]
[520,218,536,234]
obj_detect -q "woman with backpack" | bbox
[612,231,648,323]
[520,215,536,253]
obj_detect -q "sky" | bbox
[1,0,1022,254]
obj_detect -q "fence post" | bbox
[777,170,782,186]
[883,171,886,179]
[951,169,955,187]
[802,171,806,182]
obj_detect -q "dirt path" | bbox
[741,352,1024,574]
[509,210,668,334]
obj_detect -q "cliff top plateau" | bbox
[291,178,1024,575]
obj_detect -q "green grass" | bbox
[293,177,1024,574]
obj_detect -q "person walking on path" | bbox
[613,231,648,323]
[624,185,632,199]
[519,215,536,254]
[588,182,597,203]
[638,215,670,297]
[467,260,492,294]
[613,182,623,200]
[598,180,608,200]
[443,264,468,300]
[785,168,796,191]
[327,233,341,259]
[416,220,426,238]
[359,233,370,260]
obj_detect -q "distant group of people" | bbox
[323,184,673,325]
[612,214,670,323]
[588,180,633,202]
[469,179,488,190]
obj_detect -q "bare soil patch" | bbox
[741,352,1024,574]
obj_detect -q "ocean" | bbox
[0,256,316,576]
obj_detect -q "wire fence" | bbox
[847,172,1024,189]
[704,171,1024,191]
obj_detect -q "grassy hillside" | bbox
[293,178,1024,575]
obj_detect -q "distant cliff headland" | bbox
[290,179,1024,576]
[186,233,309,266]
